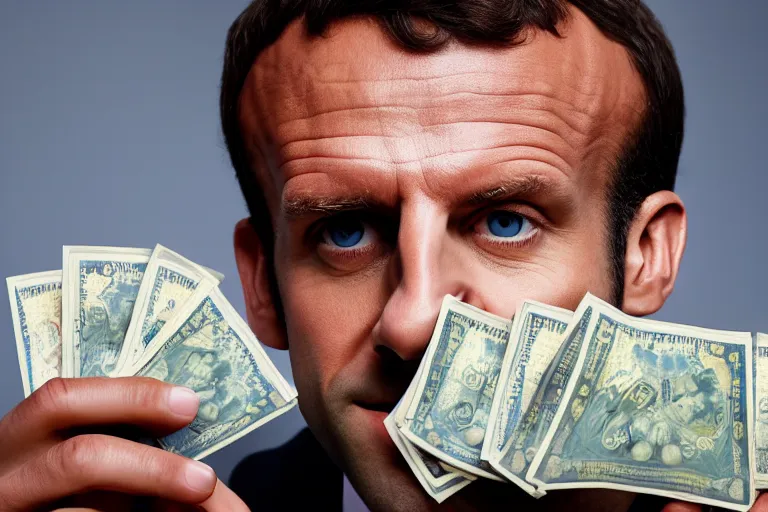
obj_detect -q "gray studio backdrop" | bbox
[0,0,766,496]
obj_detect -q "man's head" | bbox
[222,1,687,509]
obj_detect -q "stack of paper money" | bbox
[390,294,765,511]
[7,244,297,461]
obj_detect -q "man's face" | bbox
[238,8,646,510]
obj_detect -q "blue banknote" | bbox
[755,333,768,487]
[529,294,754,511]
[390,394,473,488]
[140,266,197,345]
[7,271,63,396]
[77,259,148,377]
[483,301,579,494]
[133,288,297,460]
[402,296,511,480]
[116,244,221,375]
[495,306,591,491]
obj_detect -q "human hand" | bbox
[0,377,249,511]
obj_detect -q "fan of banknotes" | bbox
[387,294,767,511]
[6,244,768,511]
[6,244,298,461]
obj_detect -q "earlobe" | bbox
[233,218,289,350]
[621,191,687,316]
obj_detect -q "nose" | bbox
[373,200,482,362]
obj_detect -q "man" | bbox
[0,0,762,511]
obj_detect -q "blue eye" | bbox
[324,219,365,248]
[486,211,524,237]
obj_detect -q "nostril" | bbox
[373,344,423,389]
[374,344,424,370]
[374,344,401,365]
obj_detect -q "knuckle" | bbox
[33,377,73,414]
[55,435,106,480]
[136,443,172,476]
[126,377,167,411]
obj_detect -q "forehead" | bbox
[238,7,645,210]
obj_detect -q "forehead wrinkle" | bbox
[253,25,617,143]
[241,10,647,217]
[275,92,592,162]
[276,72,598,135]
[277,124,576,179]
[270,72,598,174]
[276,99,584,162]
[279,145,572,185]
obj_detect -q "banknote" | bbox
[384,413,474,503]
[755,333,768,488]
[129,286,298,460]
[114,244,222,375]
[401,295,512,480]
[392,384,474,484]
[491,300,593,496]
[61,246,152,378]
[6,270,63,396]
[389,349,474,489]
[482,300,573,495]
[528,293,755,512]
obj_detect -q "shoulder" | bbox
[229,428,343,511]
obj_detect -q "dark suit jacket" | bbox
[230,428,344,511]
[230,428,672,512]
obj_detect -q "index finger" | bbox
[1,377,199,444]
[198,480,250,512]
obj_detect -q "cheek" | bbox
[277,259,387,400]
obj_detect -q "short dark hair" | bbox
[220,0,684,306]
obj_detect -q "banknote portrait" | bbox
[574,347,726,465]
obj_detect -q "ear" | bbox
[233,218,288,350]
[622,190,687,316]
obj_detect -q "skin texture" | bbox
[233,7,693,512]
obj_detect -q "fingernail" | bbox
[184,460,216,493]
[168,386,199,417]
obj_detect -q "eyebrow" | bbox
[464,175,550,206]
[282,195,374,218]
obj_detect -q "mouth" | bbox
[353,400,398,413]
